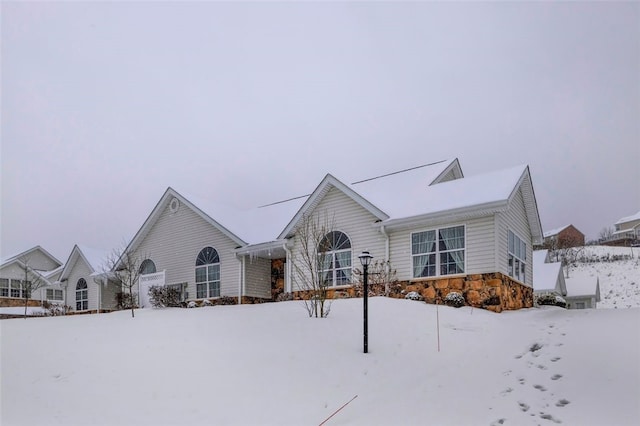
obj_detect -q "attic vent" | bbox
[169,197,180,213]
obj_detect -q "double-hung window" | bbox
[508,230,527,282]
[412,225,465,278]
[46,288,64,301]
[196,247,220,299]
[10,279,23,298]
[318,231,352,287]
[76,278,88,310]
[0,279,8,297]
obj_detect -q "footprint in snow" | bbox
[551,357,561,362]
[556,399,570,407]
[551,374,563,381]
[518,401,530,412]
[490,418,506,426]
[501,387,513,395]
[539,412,562,423]
[533,384,547,392]
[537,364,548,370]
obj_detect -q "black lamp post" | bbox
[359,251,373,353]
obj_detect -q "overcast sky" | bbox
[2,1,639,262]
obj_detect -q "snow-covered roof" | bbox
[0,246,62,270]
[543,225,571,238]
[565,276,600,299]
[615,210,640,225]
[59,245,110,280]
[124,159,543,256]
[532,250,565,294]
[369,164,528,222]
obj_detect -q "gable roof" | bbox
[544,225,571,238]
[565,276,601,301]
[532,250,567,295]
[59,245,111,280]
[615,210,640,225]
[121,159,543,256]
[121,188,249,265]
[377,165,543,243]
[0,246,62,270]
[278,173,390,239]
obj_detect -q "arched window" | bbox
[139,259,156,275]
[76,278,88,311]
[195,247,220,299]
[318,231,352,287]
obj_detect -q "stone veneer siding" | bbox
[0,298,42,308]
[391,273,533,313]
[290,272,532,313]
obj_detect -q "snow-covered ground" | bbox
[565,245,640,308]
[1,298,639,426]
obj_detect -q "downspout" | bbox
[237,255,243,305]
[284,242,292,294]
[380,224,390,295]
[242,255,246,304]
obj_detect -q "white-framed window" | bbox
[46,288,64,301]
[195,247,220,299]
[412,225,465,278]
[76,278,88,311]
[0,278,8,297]
[508,230,527,283]
[318,231,352,287]
[10,279,28,298]
[139,259,157,275]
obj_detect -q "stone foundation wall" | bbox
[0,298,41,308]
[389,272,532,312]
[289,272,532,313]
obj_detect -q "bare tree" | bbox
[16,260,48,319]
[105,246,144,318]
[291,212,336,318]
[599,226,614,243]
[353,259,399,297]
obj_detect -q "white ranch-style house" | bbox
[118,158,542,312]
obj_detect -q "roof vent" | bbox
[169,197,180,213]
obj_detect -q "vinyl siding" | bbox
[496,188,533,286]
[290,186,386,291]
[389,216,496,281]
[0,263,62,302]
[63,259,98,311]
[132,200,241,301]
[244,257,271,298]
[17,249,60,271]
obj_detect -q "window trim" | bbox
[410,224,466,279]
[76,278,88,311]
[0,278,9,298]
[507,230,527,283]
[317,230,353,287]
[139,259,157,275]
[46,288,64,301]
[195,247,221,299]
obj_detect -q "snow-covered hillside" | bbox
[564,245,640,308]
[2,298,639,426]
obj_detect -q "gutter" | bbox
[378,200,509,231]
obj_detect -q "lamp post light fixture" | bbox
[358,251,373,353]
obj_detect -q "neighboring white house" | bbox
[565,277,601,309]
[0,246,63,307]
[121,158,543,311]
[57,245,120,313]
[532,250,567,299]
[606,210,640,246]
